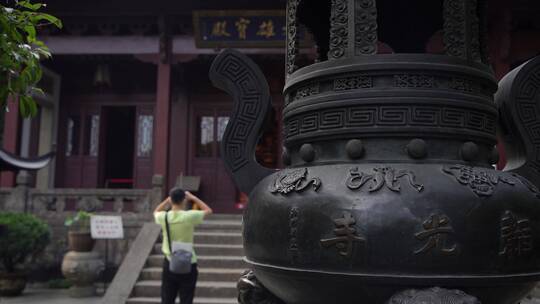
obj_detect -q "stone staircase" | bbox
[126,214,245,304]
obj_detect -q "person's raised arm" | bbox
[154,197,171,213]
[185,191,212,216]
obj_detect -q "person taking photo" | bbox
[153,188,213,304]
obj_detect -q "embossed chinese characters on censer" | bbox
[210,0,540,303]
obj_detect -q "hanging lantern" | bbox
[93,63,111,87]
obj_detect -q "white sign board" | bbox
[90,215,124,239]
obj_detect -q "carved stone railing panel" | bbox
[26,188,153,215]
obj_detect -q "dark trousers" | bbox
[161,259,198,304]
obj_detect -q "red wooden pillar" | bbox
[1,97,20,187]
[168,75,190,191]
[153,62,172,188]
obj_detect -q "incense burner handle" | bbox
[209,49,276,194]
[496,55,540,188]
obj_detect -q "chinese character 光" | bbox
[499,211,532,258]
[320,212,365,258]
[256,20,276,39]
[414,214,457,255]
[211,21,231,37]
[235,18,251,40]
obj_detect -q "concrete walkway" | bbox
[0,288,102,304]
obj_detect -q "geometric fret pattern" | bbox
[516,65,540,172]
[211,51,269,173]
[210,49,275,194]
[285,104,497,143]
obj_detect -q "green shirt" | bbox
[154,210,205,263]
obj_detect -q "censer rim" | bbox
[284,54,496,93]
[246,258,540,285]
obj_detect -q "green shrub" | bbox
[47,278,72,289]
[0,212,50,273]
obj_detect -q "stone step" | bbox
[206,214,243,221]
[154,243,244,256]
[195,220,243,231]
[194,232,243,245]
[133,281,237,298]
[140,267,244,281]
[147,255,247,269]
[159,232,243,245]
[127,296,238,304]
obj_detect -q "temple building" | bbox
[1,1,540,301]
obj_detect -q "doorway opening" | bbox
[102,106,136,188]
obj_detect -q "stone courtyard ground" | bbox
[2,286,540,303]
[0,288,102,304]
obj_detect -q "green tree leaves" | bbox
[0,1,62,117]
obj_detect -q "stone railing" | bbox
[1,173,164,214]
[28,188,152,214]
[0,174,167,272]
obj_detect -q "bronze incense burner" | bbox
[210,0,540,303]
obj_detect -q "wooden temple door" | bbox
[62,105,101,188]
[133,106,154,188]
[189,106,237,213]
[60,101,153,189]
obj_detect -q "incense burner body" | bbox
[245,163,540,303]
[210,2,540,302]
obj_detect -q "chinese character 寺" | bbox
[256,20,276,38]
[414,214,457,255]
[320,212,365,258]
[499,211,532,258]
[211,21,231,37]
[235,18,251,40]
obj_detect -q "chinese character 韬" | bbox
[499,211,532,258]
[320,212,365,258]
[414,214,457,255]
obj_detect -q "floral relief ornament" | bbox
[442,165,516,197]
[270,168,321,194]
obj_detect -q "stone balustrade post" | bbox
[4,172,32,212]
[150,174,165,210]
[113,197,124,212]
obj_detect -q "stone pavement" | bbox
[2,286,540,303]
[0,288,102,304]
